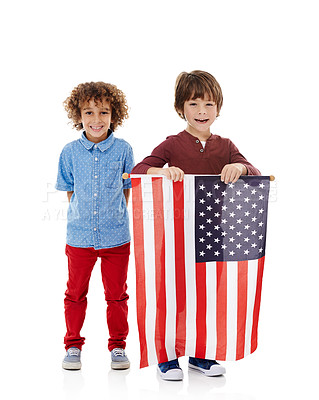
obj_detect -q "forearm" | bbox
[67,191,74,202]
[233,163,247,175]
[147,167,164,174]
[131,141,170,174]
[229,141,260,176]
[123,188,130,206]
[132,157,167,174]
[237,161,260,175]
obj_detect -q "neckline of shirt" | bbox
[80,130,115,152]
[180,130,215,142]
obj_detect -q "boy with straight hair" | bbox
[132,70,260,380]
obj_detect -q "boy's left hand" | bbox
[220,163,247,184]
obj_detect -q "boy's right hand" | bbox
[147,166,184,182]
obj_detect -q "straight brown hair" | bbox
[174,70,223,119]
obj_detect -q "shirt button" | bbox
[95,157,98,161]
[200,148,204,152]
[196,140,199,143]
[94,145,98,149]
[94,227,97,231]
[94,193,97,197]
[94,211,97,215]
[95,175,98,179]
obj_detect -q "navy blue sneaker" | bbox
[62,347,81,370]
[158,359,183,381]
[189,357,226,376]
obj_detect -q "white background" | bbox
[1,1,318,399]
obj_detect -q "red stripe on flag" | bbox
[195,262,207,359]
[131,178,148,368]
[152,178,168,363]
[216,262,227,360]
[251,256,265,353]
[236,261,248,360]
[173,181,186,357]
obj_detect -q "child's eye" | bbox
[85,111,92,115]
[101,111,109,115]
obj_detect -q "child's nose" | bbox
[199,105,207,114]
[92,114,101,122]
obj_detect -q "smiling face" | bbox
[183,94,218,139]
[80,97,112,143]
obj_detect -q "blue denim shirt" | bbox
[56,132,134,249]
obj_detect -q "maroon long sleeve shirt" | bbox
[132,130,260,175]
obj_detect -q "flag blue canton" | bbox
[195,176,270,263]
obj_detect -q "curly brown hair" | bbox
[174,70,223,119]
[64,81,129,131]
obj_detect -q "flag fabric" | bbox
[131,174,270,368]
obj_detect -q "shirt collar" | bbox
[180,130,213,142]
[80,130,115,152]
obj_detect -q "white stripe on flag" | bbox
[226,261,238,360]
[205,261,217,359]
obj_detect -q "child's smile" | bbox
[184,95,217,139]
[80,97,112,143]
[90,125,104,132]
[194,118,209,124]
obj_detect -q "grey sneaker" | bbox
[62,347,82,370]
[111,348,130,370]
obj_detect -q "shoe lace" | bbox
[112,348,125,357]
[68,348,80,356]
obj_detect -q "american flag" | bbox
[131,174,270,368]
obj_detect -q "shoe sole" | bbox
[188,364,226,376]
[111,361,130,370]
[62,361,82,370]
[157,367,184,381]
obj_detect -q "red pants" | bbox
[64,243,130,351]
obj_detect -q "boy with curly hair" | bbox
[56,82,134,370]
[132,70,260,380]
